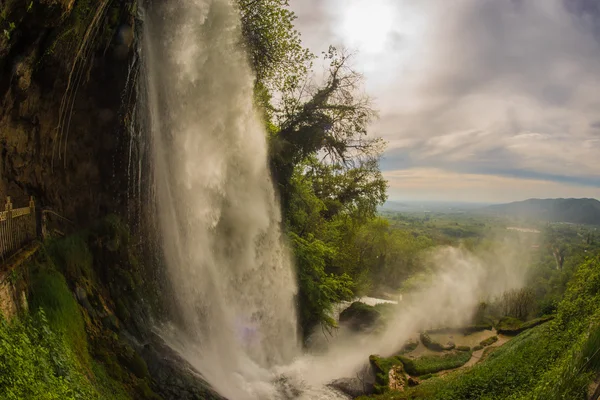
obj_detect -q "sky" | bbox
[289,0,600,203]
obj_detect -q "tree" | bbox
[270,47,383,200]
[303,156,388,220]
[289,231,354,338]
[236,0,313,90]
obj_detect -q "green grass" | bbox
[360,257,600,400]
[5,218,158,400]
[0,311,129,400]
[28,266,90,366]
[398,351,472,376]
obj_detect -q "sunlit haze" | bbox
[290,0,600,203]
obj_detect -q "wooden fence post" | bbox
[29,196,35,241]
[5,197,13,256]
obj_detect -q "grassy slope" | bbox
[361,256,600,400]
[1,270,130,400]
[0,216,160,399]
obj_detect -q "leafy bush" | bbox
[456,345,471,352]
[0,310,127,400]
[0,312,80,399]
[290,231,354,335]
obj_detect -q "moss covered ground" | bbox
[0,215,161,399]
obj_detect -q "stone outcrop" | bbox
[0,0,139,227]
[339,301,382,332]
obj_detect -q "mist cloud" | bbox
[291,0,600,201]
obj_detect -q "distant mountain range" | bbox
[483,198,600,225]
[381,200,490,213]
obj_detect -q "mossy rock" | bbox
[420,332,455,351]
[480,336,498,347]
[402,338,419,352]
[457,345,471,352]
[397,351,472,375]
[340,302,382,331]
[472,344,483,351]
[497,316,554,336]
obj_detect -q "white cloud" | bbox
[290,0,600,201]
[384,168,600,203]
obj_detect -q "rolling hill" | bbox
[484,198,600,225]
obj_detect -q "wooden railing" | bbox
[0,197,37,262]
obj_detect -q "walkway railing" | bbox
[0,197,37,262]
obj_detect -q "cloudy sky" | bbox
[289,0,600,203]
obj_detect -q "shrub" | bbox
[456,345,471,352]
[0,312,91,399]
[472,345,483,351]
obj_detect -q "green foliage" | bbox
[398,351,472,376]
[18,218,159,400]
[0,311,129,400]
[290,231,354,335]
[456,345,471,352]
[400,327,555,400]
[528,324,600,400]
[0,312,83,399]
[364,256,600,400]
[28,267,89,365]
[237,0,313,90]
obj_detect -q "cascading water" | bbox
[139,0,306,398]
[137,1,534,399]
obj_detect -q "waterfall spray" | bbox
[138,1,533,399]
[140,0,300,397]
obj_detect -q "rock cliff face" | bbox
[0,0,138,226]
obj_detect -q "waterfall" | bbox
[139,0,301,397]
